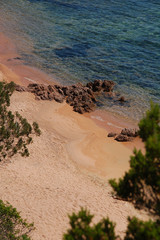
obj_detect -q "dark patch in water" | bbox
[55,43,91,58]
[1,0,160,120]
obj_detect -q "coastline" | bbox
[0,31,148,239]
[0,31,142,136]
[0,31,144,175]
[0,30,144,161]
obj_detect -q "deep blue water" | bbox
[0,0,160,120]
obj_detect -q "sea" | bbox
[0,0,160,120]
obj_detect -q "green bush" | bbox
[109,102,160,213]
[0,81,41,161]
[124,218,160,240]
[64,208,160,240]
[0,200,34,240]
[63,208,118,240]
[139,102,160,142]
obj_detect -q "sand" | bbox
[0,32,149,239]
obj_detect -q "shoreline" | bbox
[0,30,144,174]
[0,31,141,134]
[0,30,149,239]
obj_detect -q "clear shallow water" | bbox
[0,0,160,120]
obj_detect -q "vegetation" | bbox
[64,208,160,240]
[0,81,41,161]
[64,103,160,240]
[0,200,34,240]
[124,218,160,240]
[63,208,118,240]
[109,102,160,213]
[0,81,42,239]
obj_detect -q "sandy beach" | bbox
[0,32,148,239]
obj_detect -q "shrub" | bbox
[32,122,41,136]
[124,218,160,240]
[0,81,41,161]
[109,103,160,214]
[63,208,118,240]
[0,200,34,240]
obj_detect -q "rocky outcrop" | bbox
[15,80,115,114]
[86,80,115,93]
[27,84,65,103]
[64,83,96,114]
[121,128,139,137]
[108,128,139,142]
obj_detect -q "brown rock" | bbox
[115,134,132,142]
[86,82,93,89]
[118,96,125,102]
[102,80,115,92]
[92,80,103,92]
[48,85,55,93]
[35,95,41,101]
[108,132,117,137]
[61,86,69,96]
[58,88,64,95]
[25,80,116,114]
[73,106,84,114]
[121,128,139,137]
[15,85,26,92]
[54,94,64,103]
[28,83,38,88]
[86,80,115,93]
[40,92,49,100]
[36,90,44,96]
[48,92,55,100]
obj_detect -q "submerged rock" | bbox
[118,96,125,102]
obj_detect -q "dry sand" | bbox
[0,32,149,239]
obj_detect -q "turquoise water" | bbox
[0,0,160,120]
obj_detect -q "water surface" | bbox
[0,0,160,120]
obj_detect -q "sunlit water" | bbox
[0,0,160,120]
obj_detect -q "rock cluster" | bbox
[64,83,96,114]
[108,128,139,142]
[121,128,139,137]
[15,80,115,114]
[86,80,115,92]
[27,84,65,103]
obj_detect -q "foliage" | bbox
[109,102,160,213]
[32,122,41,136]
[124,217,160,240]
[63,208,118,240]
[139,102,160,142]
[0,199,34,240]
[64,208,160,240]
[0,81,41,161]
